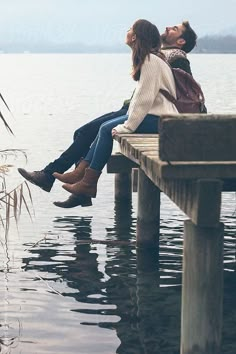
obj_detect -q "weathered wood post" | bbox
[114,172,132,201]
[107,153,137,202]
[136,168,161,247]
[181,179,224,354]
[132,168,139,192]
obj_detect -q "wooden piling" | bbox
[114,172,132,201]
[181,220,224,354]
[132,168,138,192]
[136,168,160,247]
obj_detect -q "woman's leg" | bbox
[61,115,128,197]
[84,115,129,171]
[61,114,158,199]
[134,114,159,134]
[85,114,159,171]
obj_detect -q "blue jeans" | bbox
[43,106,128,175]
[84,114,159,171]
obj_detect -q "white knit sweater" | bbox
[114,53,178,134]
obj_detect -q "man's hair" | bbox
[180,21,197,53]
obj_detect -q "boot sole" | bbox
[53,201,92,208]
[53,196,92,208]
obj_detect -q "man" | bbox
[18,21,197,208]
[161,21,195,75]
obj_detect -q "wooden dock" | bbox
[107,114,236,354]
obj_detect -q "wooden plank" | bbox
[114,133,236,185]
[107,153,137,173]
[159,114,236,161]
[139,151,236,181]
[116,135,236,179]
[117,135,158,165]
[114,133,158,144]
[141,152,236,179]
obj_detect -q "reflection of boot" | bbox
[53,160,89,184]
[53,194,92,208]
[18,168,54,192]
[63,168,101,198]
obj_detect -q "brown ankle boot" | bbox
[53,194,92,208]
[52,160,89,184]
[62,168,101,198]
[18,168,54,192]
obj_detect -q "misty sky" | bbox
[0,0,235,46]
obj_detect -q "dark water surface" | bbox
[0,54,235,353]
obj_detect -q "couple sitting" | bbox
[18,20,197,208]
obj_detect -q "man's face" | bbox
[161,24,185,47]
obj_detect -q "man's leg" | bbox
[18,107,127,193]
[43,107,128,175]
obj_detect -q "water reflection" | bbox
[136,248,180,354]
[104,201,141,354]
[24,216,104,302]
[19,199,236,354]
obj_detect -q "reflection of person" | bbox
[18,21,197,208]
[23,216,104,299]
[59,19,177,203]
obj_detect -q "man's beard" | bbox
[160,33,167,46]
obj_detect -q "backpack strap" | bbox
[159,88,176,104]
[157,53,177,104]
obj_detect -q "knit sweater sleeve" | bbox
[114,55,160,134]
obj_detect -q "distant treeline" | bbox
[194,35,236,53]
[1,35,236,53]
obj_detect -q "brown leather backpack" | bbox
[160,67,206,113]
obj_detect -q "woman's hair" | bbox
[131,19,161,81]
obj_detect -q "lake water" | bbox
[0,54,236,354]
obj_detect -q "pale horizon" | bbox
[0,0,235,51]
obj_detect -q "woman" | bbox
[54,19,178,204]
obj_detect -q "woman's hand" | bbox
[112,129,118,137]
